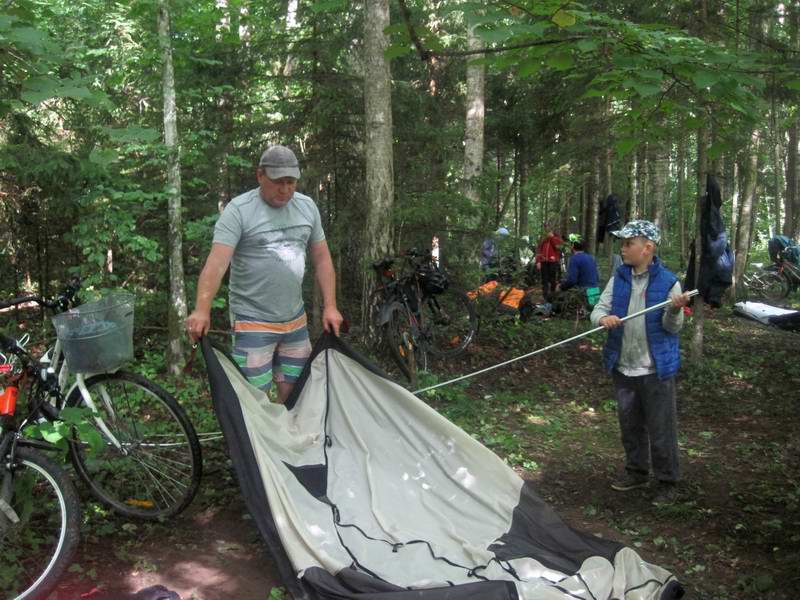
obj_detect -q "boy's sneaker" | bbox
[652,483,679,505]
[610,473,649,492]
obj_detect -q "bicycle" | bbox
[1,334,81,600]
[0,280,202,521]
[742,254,800,303]
[369,249,477,383]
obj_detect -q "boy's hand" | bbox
[599,315,623,329]
[670,292,692,311]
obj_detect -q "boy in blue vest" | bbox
[590,220,691,505]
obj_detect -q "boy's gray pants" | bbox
[612,370,680,484]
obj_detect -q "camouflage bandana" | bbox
[611,219,661,245]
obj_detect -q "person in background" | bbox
[556,238,599,293]
[535,225,563,300]
[480,227,510,282]
[590,220,691,505]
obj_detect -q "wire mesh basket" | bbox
[52,292,134,373]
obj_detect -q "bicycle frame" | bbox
[40,337,126,454]
[776,259,800,287]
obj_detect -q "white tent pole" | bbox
[413,289,699,396]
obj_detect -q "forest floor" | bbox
[45,297,799,600]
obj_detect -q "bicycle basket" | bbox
[417,264,449,295]
[51,292,134,373]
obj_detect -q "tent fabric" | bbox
[200,334,685,600]
[734,301,800,331]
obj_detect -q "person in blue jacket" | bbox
[590,220,691,505]
[555,238,599,292]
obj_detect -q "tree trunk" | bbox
[692,126,708,361]
[634,146,646,219]
[519,142,529,238]
[734,130,761,287]
[588,156,600,254]
[158,0,187,376]
[626,153,636,222]
[361,0,394,325]
[649,143,668,235]
[785,3,800,238]
[772,116,783,237]
[463,24,485,206]
[677,136,687,268]
[786,121,799,237]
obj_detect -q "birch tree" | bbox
[463,23,485,207]
[157,0,187,375]
[361,0,394,320]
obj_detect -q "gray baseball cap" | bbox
[611,219,661,245]
[259,145,301,180]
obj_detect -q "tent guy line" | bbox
[412,289,699,396]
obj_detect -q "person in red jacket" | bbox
[535,226,563,301]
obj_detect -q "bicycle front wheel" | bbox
[747,270,790,302]
[761,271,791,302]
[1,447,80,600]
[386,302,426,381]
[422,289,477,358]
[66,371,202,520]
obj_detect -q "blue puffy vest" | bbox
[603,257,680,380]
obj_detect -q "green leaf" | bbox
[581,88,608,99]
[20,76,60,104]
[691,69,719,90]
[309,0,346,13]
[707,141,731,160]
[546,52,573,71]
[384,45,411,60]
[89,148,118,166]
[59,85,94,101]
[474,25,512,44]
[615,138,639,157]
[107,127,161,143]
[7,26,51,54]
[632,82,661,97]
[786,79,800,91]
[638,69,664,82]
[518,59,541,77]
[576,38,599,52]
[552,9,576,28]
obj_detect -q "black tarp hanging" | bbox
[685,174,734,307]
[597,194,622,244]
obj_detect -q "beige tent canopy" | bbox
[201,333,685,600]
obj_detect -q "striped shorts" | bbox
[232,312,312,391]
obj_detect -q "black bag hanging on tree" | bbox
[685,174,734,307]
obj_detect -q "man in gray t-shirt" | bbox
[186,145,343,403]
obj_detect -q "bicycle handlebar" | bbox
[0,277,81,314]
[0,333,25,355]
[0,295,44,310]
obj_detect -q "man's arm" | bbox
[309,240,344,335]
[186,243,235,341]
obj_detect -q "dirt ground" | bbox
[50,497,280,599]
[47,304,799,600]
